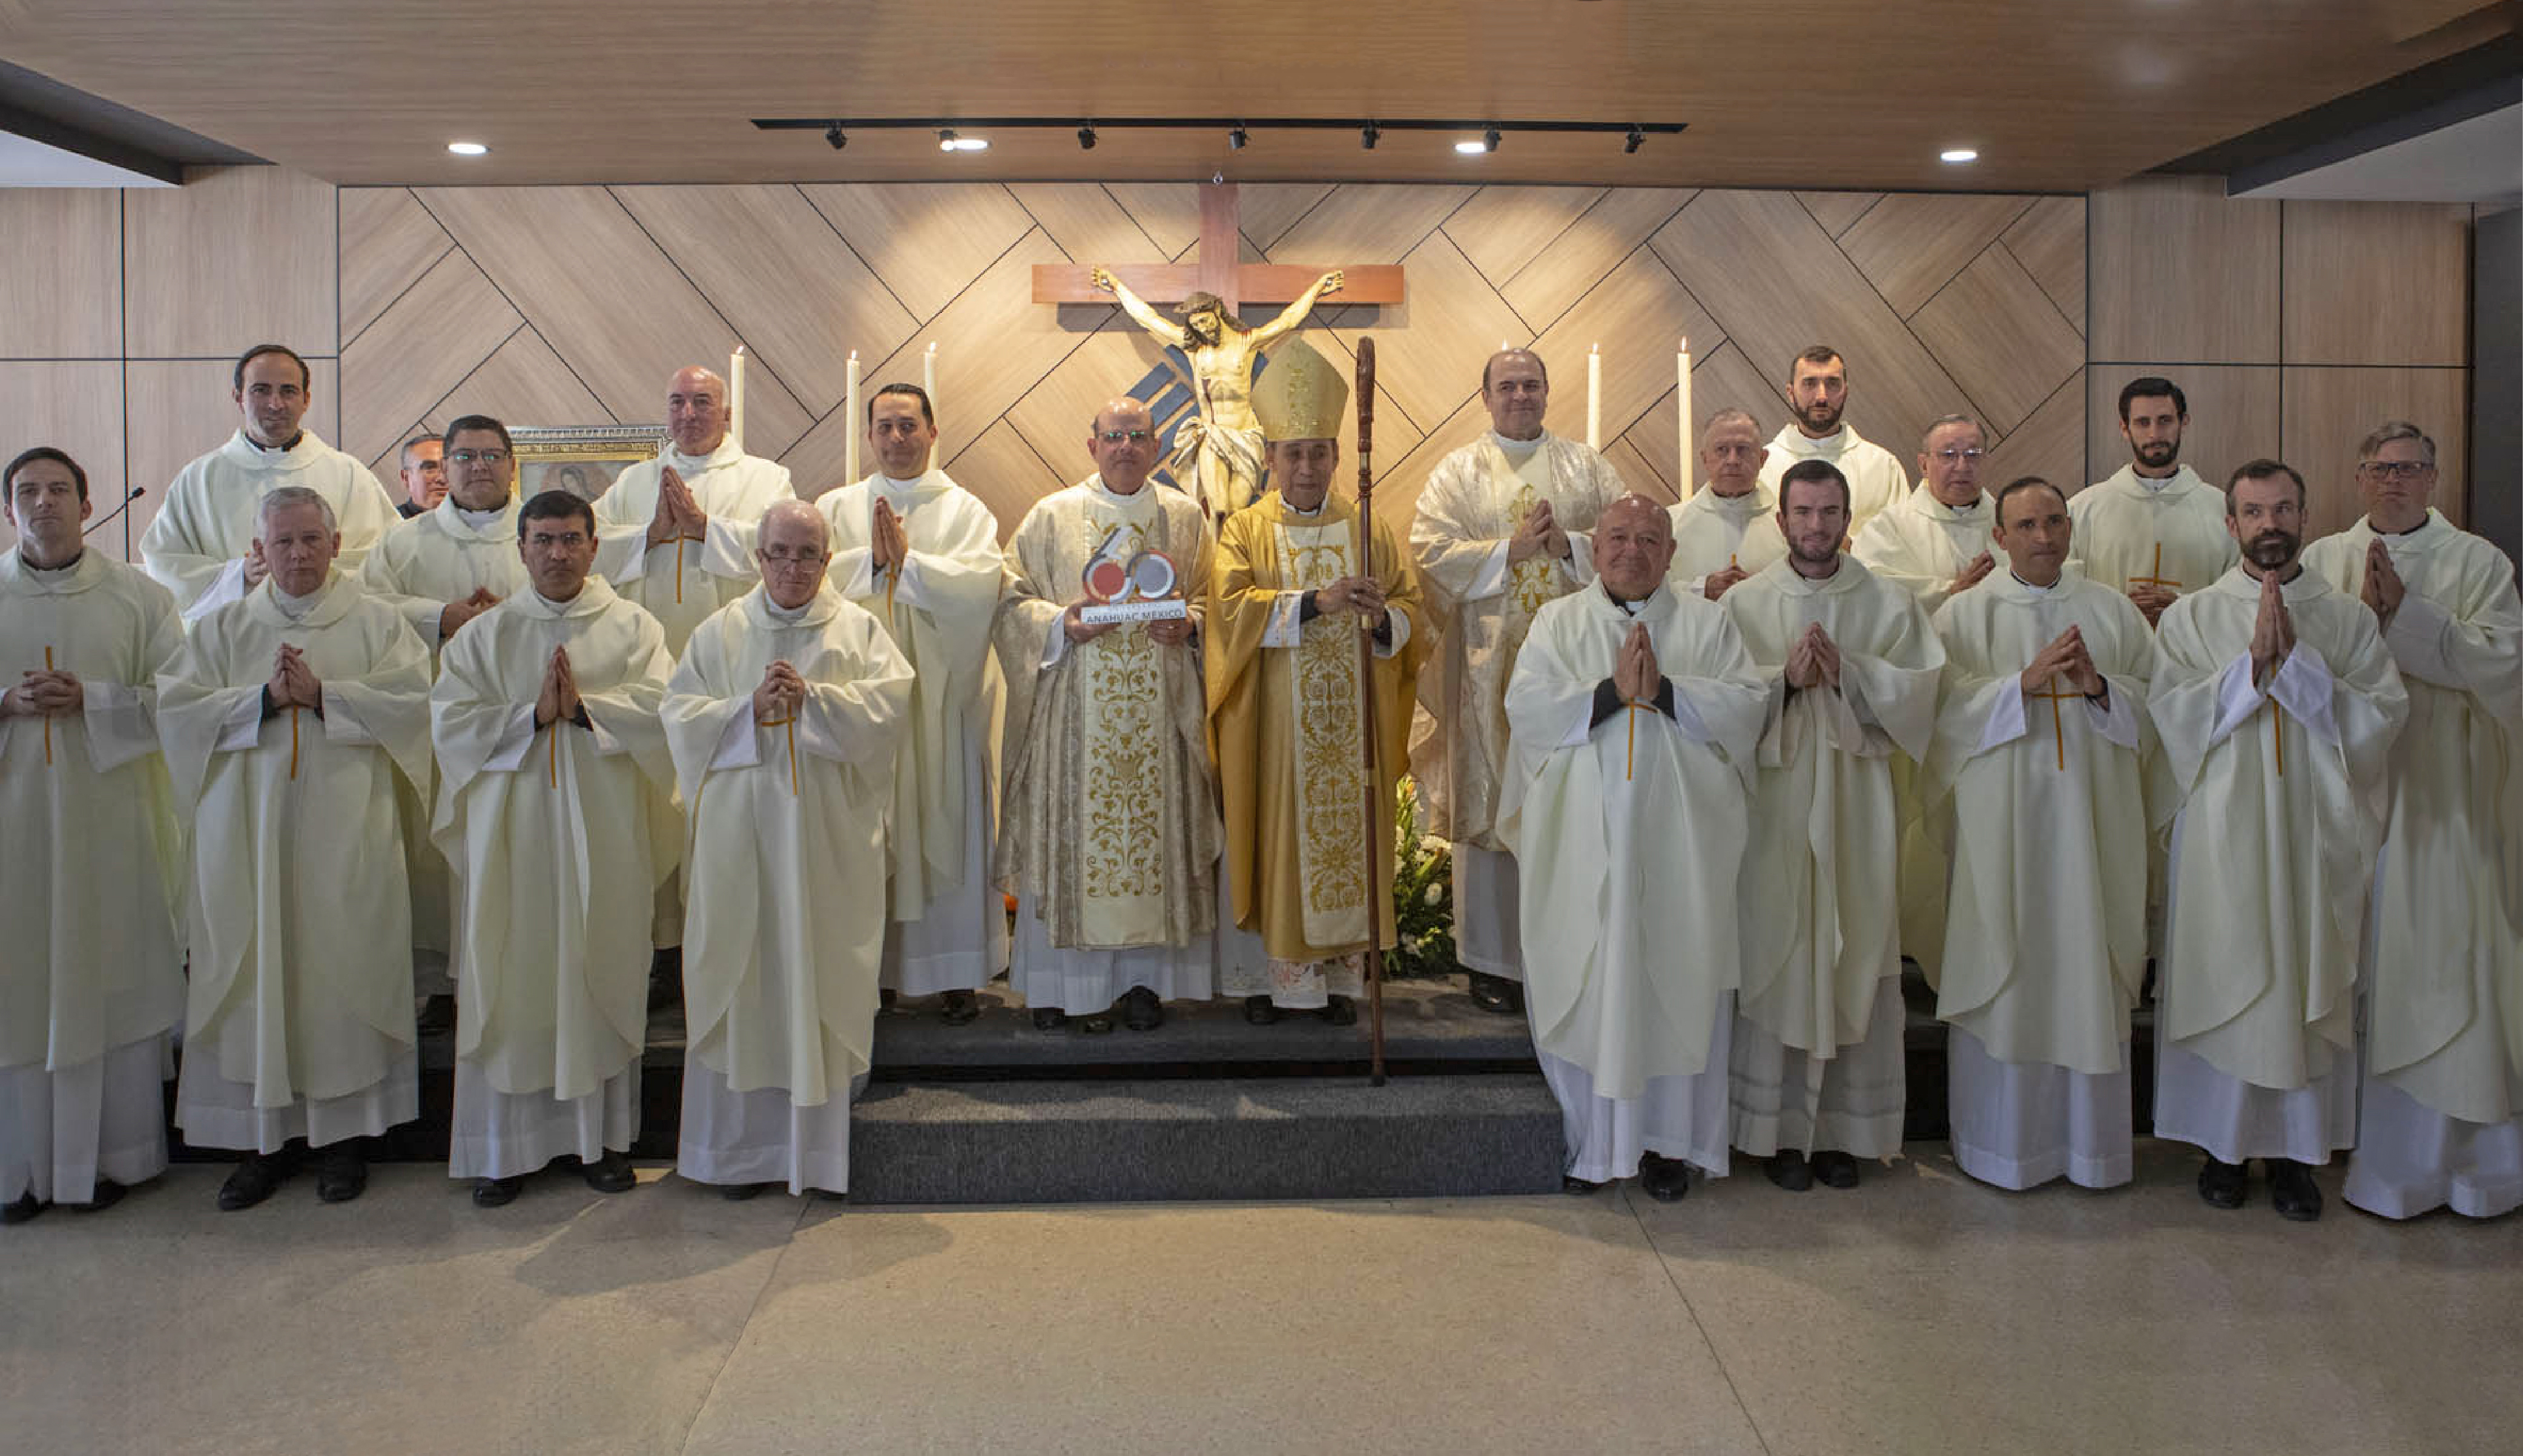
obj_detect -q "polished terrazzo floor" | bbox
[4,1139,2516,1455]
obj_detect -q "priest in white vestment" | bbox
[2303,423,2523,1219]
[1722,461,1944,1190]
[360,416,532,1034]
[667,504,913,1197]
[995,398,1219,1033]
[1407,349,1626,1015]
[2068,378,2236,628]
[816,383,1007,1023]
[1755,346,1909,541]
[160,487,434,1210]
[2149,460,2407,1222]
[1852,413,2000,987]
[1207,340,1427,1024]
[140,344,402,624]
[1667,407,1787,601]
[432,491,676,1205]
[1922,478,2153,1190]
[593,364,797,655]
[0,449,186,1221]
[1503,495,1767,1200]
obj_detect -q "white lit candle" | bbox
[1677,337,1694,494]
[1586,343,1601,450]
[923,341,940,460]
[845,351,862,484]
[728,345,747,452]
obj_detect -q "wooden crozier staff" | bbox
[1353,338,1389,1085]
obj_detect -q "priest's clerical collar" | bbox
[764,595,813,623]
[1930,494,1985,517]
[2010,569,2062,594]
[1794,426,1846,449]
[456,505,504,528]
[1282,493,1327,518]
[533,587,584,611]
[2377,512,2433,538]
[272,579,326,619]
[19,545,83,573]
[879,472,925,490]
[1600,582,1651,614]
[246,431,305,454]
[1489,430,1545,455]
[2134,466,2180,490]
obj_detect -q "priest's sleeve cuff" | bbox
[1976,680,2030,752]
[186,559,251,624]
[1371,608,1403,657]
[1262,591,1308,648]
[219,689,268,751]
[2268,642,2341,747]
[598,529,653,584]
[1461,541,1512,602]
[891,553,934,610]
[78,680,158,772]
[1565,532,1597,584]
[709,706,760,770]
[2208,653,2268,746]
[483,704,539,772]
[2083,676,2143,751]
[1587,679,1626,730]
[320,692,378,746]
[1039,620,1071,668]
[2381,592,2462,688]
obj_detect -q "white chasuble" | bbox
[158,573,435,1106]
[1722,556,1944,1055]
[665,587,913,1105]
[141,430,404,622]
[0,551,186,1076]
[430,579,675,1101]
[1501,586,1767,1098]
[1667,485,1786,593]
[817,472,1005,921]
[359,496,529,653]
[1756,424,1909,540]
[592,441,795,653]
[2068,465,2237,611]
[1407,432,1624,851]
[2305,512,2523,1122]
[1852,487,1996,611]
[2148,567,2407,1090]
[994,479,1218,950]
[1923,571,2153,1074]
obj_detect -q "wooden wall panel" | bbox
[2090,176,2280,364]
[1266,184,1474,272]
[943,420,1070,536]
[1908,247,2085,435]
[1441,186,1608,288]
[2082,364,2279,496]
[338,250,521,466]
[2281,201,2472,366]
[340,187,452,344]
[1528,249,1726,448]
[1838,194,2039,318]
[1797,193,1883,239]
[122,166,336,357]
[2002,196,2086,336]
[795,183,1034,323]
[1324,231,1527,432]
[1493,188,1694,334]
[2282,366,2470,535]
[1004,183,1174,270]
[1103,183,1201,260]
[0,363,127,558]
[1618,339,1793,498]
[1983,369,2086,504]
[0,190,120,357]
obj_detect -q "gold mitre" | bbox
[1252,337,1350,442]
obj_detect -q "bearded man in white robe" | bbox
[1923,478,2152,1190]
[2303,423,2523,1220]
[995,398,1219,1033]
[816,384,1006,1024]
[1408,348,1626,1016]
[432,490,675,1207]
[160,486,434,1211]
[2149,460,2407,1222]
[1722,461,1944,1191]
[2070,377,2236,629]
[1,448,185,1222]
[667,502,913,1198]
[1667,407,1786,602]
[1504,495,1766,1201]
[1755,346,1910,541]
[140,343,401,624]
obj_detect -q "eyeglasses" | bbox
[2358,461,2432,481]
[1930,448,1985,463]
[1097,429,1153,444]
[760,548,828,565]
[449,449,510,465]
[525,532,589,549]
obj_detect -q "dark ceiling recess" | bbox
[0,58,262,181]
[2157,31,2521,180]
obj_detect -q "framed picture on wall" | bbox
[509,425,669,504]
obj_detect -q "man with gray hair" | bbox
[1667,407,1786,601]
[157,484,435,1210]
[2303,423,2523,1219]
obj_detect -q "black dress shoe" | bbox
[2267,1159,2323,1222]
[315,1145,369,1204]
[1244,995,1282,1026]
[217,1147,303,1211]
[1031,1007,1068,1031]
[879,988,900,1010]
[1319,995,1357,1026]
[582,1150,638,1193]
[473,1176,523,1208]
[721,1181,776,1201]
[1810,1151,1862,1190]
[1764,1150,1814,1192]
[1080,1013,1115,1035]
[647,947,684,1014]
[1638,1153,1692,1203]
[939,989,981,1026]
[415,993,458,1037]
[70,1179,127,1214]
[2197,1155,2249,1210]
[1121,986,1163,1032]
[1,1191,42,1224]
[1466,972,1524,1015]
[1562,1174,1608,1196]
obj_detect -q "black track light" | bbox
[1361,122,1380,150]
[1483,126,1502,153]
[1624,125,1644,154]
[1078,123,1097,150]
[824,123,846,151]
[1229,124,1249,150]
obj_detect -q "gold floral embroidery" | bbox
[1282,522,1369,945]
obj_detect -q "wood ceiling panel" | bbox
[1322,229,1527,430]
[1838,193,2040,318]
[2081,364,2278,496]
[796,183,1034,323]
[1908,246,2085,435]
[2280,201,2472,366]
[123,165,336,356]
[1496,188,1697,334]
[1441,186,1608,290]
[2001,196,2087,337]
[2282,366,2470,534]
[2090,176,2280,364]
[338,249,521,466]
[340,187,452,345]
[0,190,119,357]
[613,183,919,412]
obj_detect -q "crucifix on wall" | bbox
[1033,182,1404,518]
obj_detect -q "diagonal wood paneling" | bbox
[340,187,453,344]
[340,249,521,466]
[1983,367,2086,502]
[796,183,1034,323]
[1529,249,1726,448]
[1617,338,1786,496]
[1103,183,1201,260]
[613,183,918,413]
[1324,229,1528,430]
[943,419,1069,532]
[1838,193,2038,318]
[1441,186,1608,288]
[1236,183,1335,255]
[1006,182,1174,268]
[1494,187,1695,332]
[2002,196,2086,336]
[1908,245,2084,435]
[1265,183,1476,270]
[1797,192,1883,239]
[427,327,612,443]
[412,184,814,458]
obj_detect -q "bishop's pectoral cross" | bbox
[1032,183,1403,313]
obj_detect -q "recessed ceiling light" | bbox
[446,141,489,156]
[937,129,988,153]
[1940,147,1979,163]
[1454,139,1489,155]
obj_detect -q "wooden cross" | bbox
[2129,542,2180,595]
[1032,182,1404,313]
[2024,676,2078,771]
